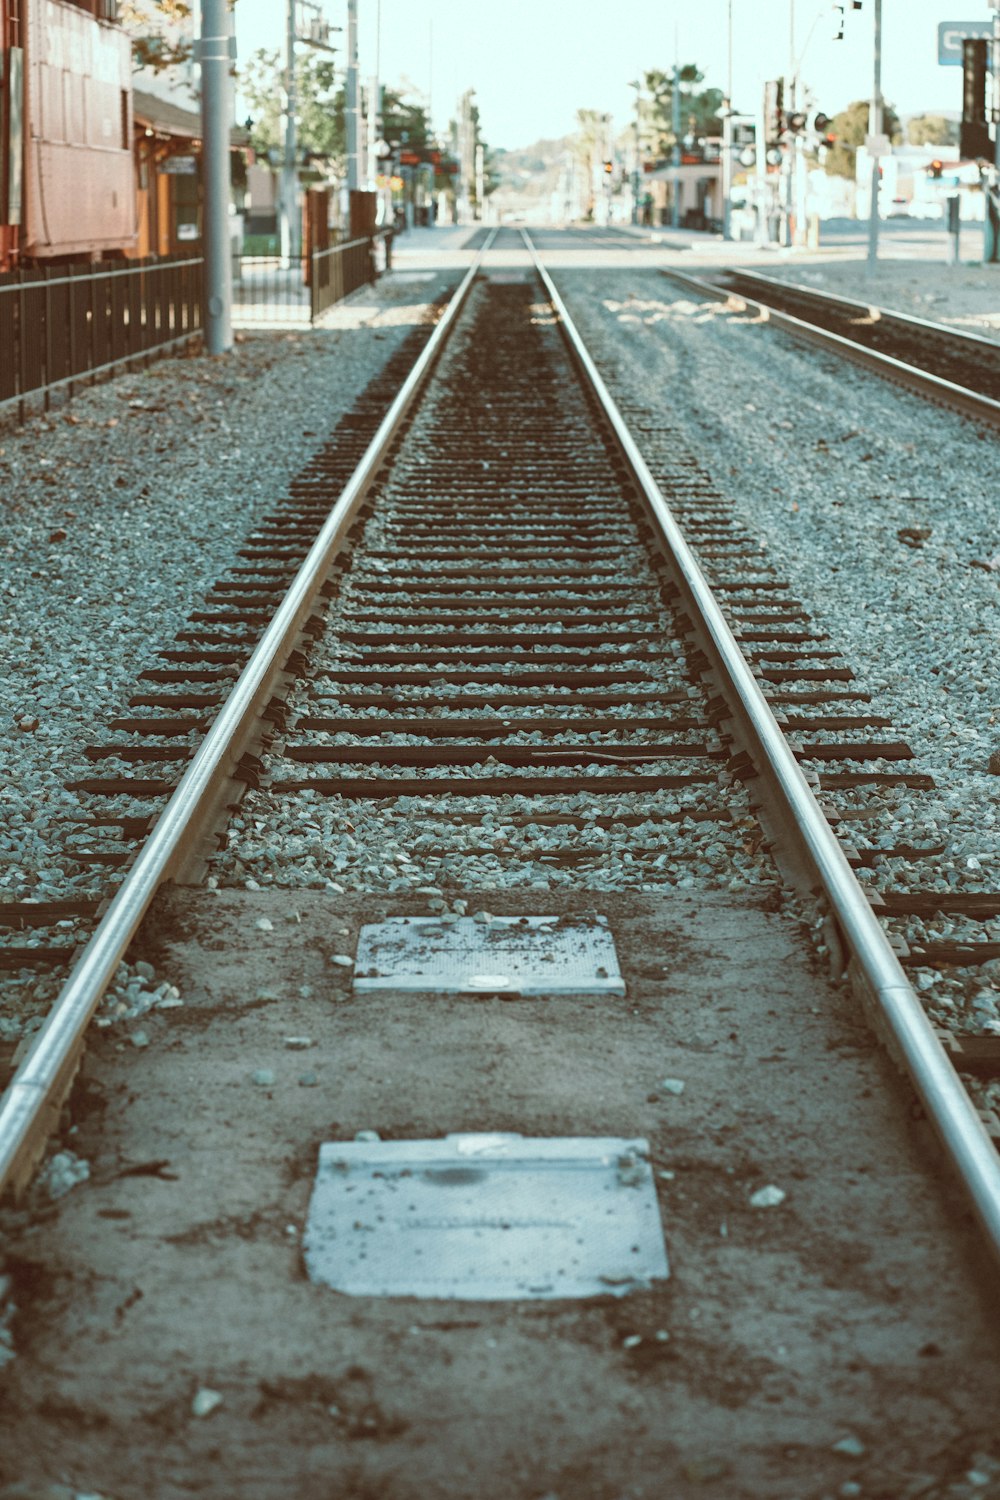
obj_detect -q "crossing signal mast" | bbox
[962,37,992,162]
[963,3,1000,261]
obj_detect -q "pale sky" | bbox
[232,0,986,151]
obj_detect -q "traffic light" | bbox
[833,2,863,39]
[961,37,992,160]
[928,159,943,179]
[784,111,807,134]
[603,160,613,174]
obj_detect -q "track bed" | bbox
[3,886,998,1499]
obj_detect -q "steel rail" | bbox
[656,264,1000,430]
[723,264,1000,353]
[0,229,498,1199]
[523,229,1000,1267]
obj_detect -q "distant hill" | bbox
[491,135,573,206]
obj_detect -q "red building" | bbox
[1,0,136,270]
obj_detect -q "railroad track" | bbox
[1,226,998,1252]
[0,302,453,984]
[658,262,1000,428]
[3,226,1000,1494]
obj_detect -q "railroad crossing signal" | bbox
[961,37,993,160]
[764,78,784,144]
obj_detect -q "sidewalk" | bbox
[388,223,480,275]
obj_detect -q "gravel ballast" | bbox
[209,276,776,901]
[1,270,457,1026]
[552,262,1000,1077]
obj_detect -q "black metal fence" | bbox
[230,236,386,326]
[0,255,203,418]
[310,236,378,320]
[1,232,393,417]
[231,254,312,324]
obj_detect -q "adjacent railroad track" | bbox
[3,225,1000,1286]
[659,262,1000,428]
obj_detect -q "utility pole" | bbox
[200,0,233,354]
[279,0,298,263]
[631,78,642,226]
[458,89,475,223]
[367,76,380,189]
[994,0,1000,174]
[722,0,733,239]
[346,0,360,192]
[992,0,1000,260]
[867,0,883,267]
[428,19,434,134]
[671,24,682,229]
[755,88,769,246]
[783,0,795,247]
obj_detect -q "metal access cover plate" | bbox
[303,1133,669,1299]
[353,915,624,996]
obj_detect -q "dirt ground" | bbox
[1,886,998,1500]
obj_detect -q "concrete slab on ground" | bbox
[1,888,997,1498]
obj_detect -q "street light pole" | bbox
[867,0,883,268]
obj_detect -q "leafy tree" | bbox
[642,65,724,157]
[119,0,195,72]
[908,113,959,147]
[824,97,902,178]
[241,48,344,162]
[382,88,432,154]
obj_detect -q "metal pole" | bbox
[367,76,379,190]
[994,0,1000,175]
[346,0,360,193]
[200,0,233,354]
[279,0,298,263]
[722,0,733,239]
[672,28,682,229]
[632,79,641,226]
[784,0,795,247]
[756,89,769,245]
[867,0,882,267]
[788,0,808,248]
[990,1,1000,262]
